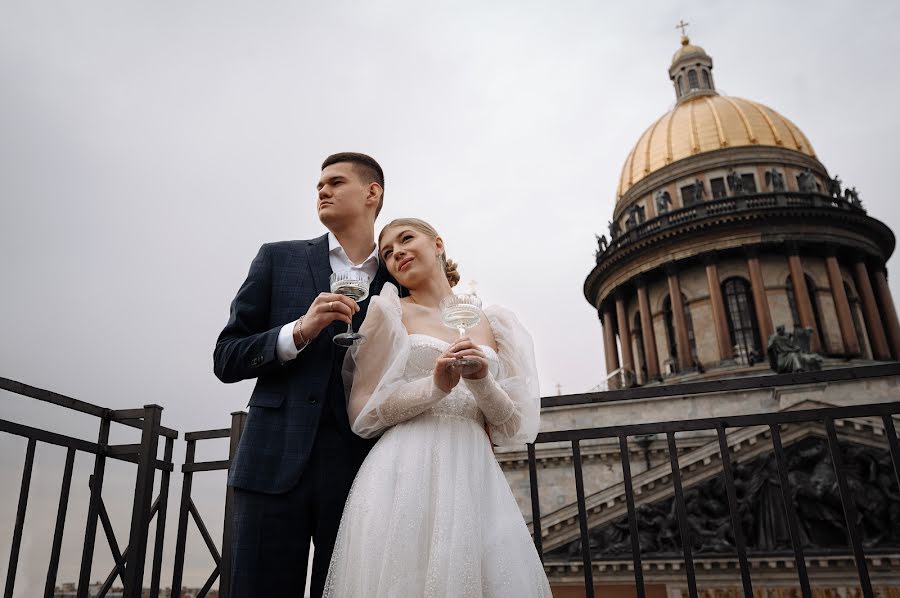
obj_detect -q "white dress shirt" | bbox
[276,232,380,362]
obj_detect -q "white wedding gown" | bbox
[323,284,551,598]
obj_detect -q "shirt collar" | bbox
[328,232,379,267]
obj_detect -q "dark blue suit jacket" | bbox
[214,233,388,494]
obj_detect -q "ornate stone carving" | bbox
[765,168,786,192]
[797,168,818,193]
[655,189,673,214]
[828,174,842,198]
[766,325,823,373]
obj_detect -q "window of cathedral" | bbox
[680,184,698,206]
[845,281,869,358]
[677,75,683,97]
[702,69,711,89]
[786,273,828,345]
[741,174,757,193]
[710,177,727,199]
[632,311,647,383]
[662,294,697,365]
[687,69,699,90]
[722,277,762,359]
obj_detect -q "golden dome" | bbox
[672,36,707,63]
[617,95,817,198]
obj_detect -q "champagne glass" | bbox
[330,269,370,346]
[439,293,483,375]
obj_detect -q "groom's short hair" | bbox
[321,152,385,217]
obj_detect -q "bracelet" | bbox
[296,315,311,346]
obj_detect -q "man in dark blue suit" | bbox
[214,152,391,597]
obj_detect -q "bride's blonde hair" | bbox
[378,218,460,287]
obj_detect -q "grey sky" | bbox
[2,0,900,594]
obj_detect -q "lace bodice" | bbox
[406,334,500,424]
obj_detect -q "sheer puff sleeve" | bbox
[462,305,541,447]
[344,283,448,438]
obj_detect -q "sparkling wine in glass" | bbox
[439,293,483,375]
[330,269,371,347]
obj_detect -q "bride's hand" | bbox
[434,348,462,393]
[449,338,489,380]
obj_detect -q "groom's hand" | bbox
[293,293,360,344]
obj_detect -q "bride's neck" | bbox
[406,274,454,308]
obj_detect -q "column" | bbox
[746,247,774,344]
[602,306,620,379]
[872,267,900,360]
[824,252,860,355]
[704,254,734,361]
[635,277,661,380]
[665,264,693,371]
[787,247,822,353]
[615,292,636,385]
[853,257,891,360]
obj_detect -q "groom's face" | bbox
[317,162,373,228]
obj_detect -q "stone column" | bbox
[635,277,661,380]
[824,252,860,355]
[787,247,822,353]
[615,292,635,384]
[872,267,900,360]
[745,247,774,344]
[665,264,693,371]
[602,306,620,380]
[704,254,734,361]
[853,257,891,360]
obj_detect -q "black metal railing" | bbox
[0,377,177,598]
[526,396,900,598]
[599,192,867,260]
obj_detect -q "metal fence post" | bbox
[219,411,247,598]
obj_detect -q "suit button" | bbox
[250,355,263,367]
[308,396,319,405]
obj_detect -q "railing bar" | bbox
[527,443,544,561]
[197,566,220,598]
[123,405,162,598]
[182,460,232,473]
[44,447,76,598]
[4,437,36,598]
[540,363,900,408]
[618,434,646,598]
[0,377,107,417]
[77,417,110,598]
[106,443,141,456]
[715,424,752,598]
[220,410,246,598]
[185,428,232,441]
[824,417,873,597]
[0,419,100,453]
[97,543,129,598]
[666,432,698,598]
[769,424,812,598]
[97,498,128,584]
[150,437,174,598]
[535,401,900,443]
[190,498,223,565]
[882,415,900,498]
[571,440,595,598]
[171,439,196,598]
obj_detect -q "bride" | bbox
[323,218,551,597]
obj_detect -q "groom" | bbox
[214,152,391,597]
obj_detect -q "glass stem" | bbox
[348,321,354,335]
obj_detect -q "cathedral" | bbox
[496,31,900,597]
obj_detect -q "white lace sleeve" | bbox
[462,305,541,446]
[343,283,448,438]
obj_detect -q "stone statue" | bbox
[844,186,862,208]
[608,219,621,239]
[655,189,672,214]
[727,170,744,195]
[624,205,645,230]
[766,325,823,373]
[797,168,818,193]
[765,168,786,192]
[828,174,842,198]
[692,178,706,201]
[594,234,607,261]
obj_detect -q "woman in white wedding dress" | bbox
[323,218,551,598]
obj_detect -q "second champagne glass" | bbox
[439,293,483,375]
[330,269,371,346]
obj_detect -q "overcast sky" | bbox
[2,1,900,594]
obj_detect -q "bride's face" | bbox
[380,226,444,288]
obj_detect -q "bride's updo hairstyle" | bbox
[379,218,461,287]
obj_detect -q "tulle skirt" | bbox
[323,414,552,598]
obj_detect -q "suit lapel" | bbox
[306,233,332,296]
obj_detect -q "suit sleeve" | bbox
[213,244,286,383]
